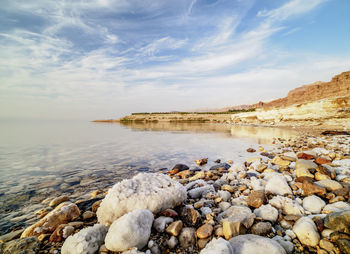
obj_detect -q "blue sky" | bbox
[1,0,350,120]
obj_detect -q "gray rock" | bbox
[179,227,196,248]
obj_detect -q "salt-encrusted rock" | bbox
[295,159,317,178]
[61,224,107,254]
[217,205,255,229]
[292,217,320,247]
[324,210,350,233]
[200,237,234,254]
[153,216,173,232]
[229,234,286,254]
[97,173,186,226]
[269,196,305,216]
[302,195,326,214]
[265,175,292,196]
[315,179,343,191]
[21,202,80,237]
[104,209,153,252]
[254,204,279,222]
[322,201,350,213]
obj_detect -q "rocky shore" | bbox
[1,133,350,254]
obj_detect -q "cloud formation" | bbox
[0,0,349,120]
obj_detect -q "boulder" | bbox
[292,217,320,247]
[200,237,233,254]
[21,202,80,237]
[97,173,186,226]
[61,224,107,254]
[229,234,286,254]
[302,195,326,214]
[105,209,154,252]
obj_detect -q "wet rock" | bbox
[21,202,81,237]
[179,227,196,248]
[210,163,231,171]
[180,206,200,226]
[200,237,233,254]
[324,210,350,233]
[153,216,173,232]
[293,216,320,247]
[229,234,286,254]
[247,190,267,208]
[247,148,256,153]
[82,211,95,220]
[61,224,107,254]
[104,209,153,252]
[165,220,183,236]
[196,224,213,239]
[195,158,208,166]
[251,222,272,236]
[49,195,70,207]
[254,204,279,223]
[91,200,102,213]
[302,195,326,214]
[0,237,39,254]
[97,173,186,226]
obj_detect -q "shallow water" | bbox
[0,120,300,234]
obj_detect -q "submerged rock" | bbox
[97,173,186,226]
[104,209,154,252]
[61,224,107,254]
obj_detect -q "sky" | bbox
[1,0,350,120]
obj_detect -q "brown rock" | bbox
[49,195,70,207]
[196,224,213,239]
[221,185,234,193]
[176,170,192,179]
[295,176,314,183]
[296,181,326,196]
[91,200,102,213]
[49,224,67,242]
[334,188,349,197]
[197,238,210,249]
[21,202,80,238]
[166,220,183,236]
[180,207,200,226]
[319,239,340,254]
[247,148,256,153]
[247,190,267,208]
[195,158,208,166]
[297,153,315,160]
[251,222,272,236]
[82,211,95,220]
[160,208,178,218]
[315,157,332,165]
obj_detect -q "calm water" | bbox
[0,120,300,233]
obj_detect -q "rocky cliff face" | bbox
[255,71,350,109]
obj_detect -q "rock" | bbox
[254,204,279,222]
[165,220,183,236]
[247,190,267,208]
[200,237,234,254]
[196,224,213,239]
[49,195,70,207]
[315,179,343,191]
[0,237,39,254]
[180,206,200,226]
[322,201,350,213]
[324,210,350,233]
[121,248,144,254]
[229,234,286,254]
[296,181,326,196]
[210,163,231,171]
[218,190,231,202]
[104,209,153,252]
[179,227,196,248]
[166,236,178,249]
[336,239,350,254]
[269,196,305,216]
[297,153,315,160]
[247,148,256,153]
[91,200,102,213]
[334,188,349,197]
[61,224,107,254]
[265,175,292,196]
[168,164,189,174]
[319,239,339,254]
[97,173,186,226]
[62,225,74,238]
[21,202,81,237]
[82,211,95,220]
[49,224,68,242]
[272,236,294,254]
[0,229,24,243]
[153,216,173,232]
[195,158,208,166]
[217,205,255,229]
[315,157,332,165]
[302,195,326,214]
[188,185,215,199]
[292,216,320,247]
[222,220,245,240]
[159,208,178,217]
[221,184,234,193]
[251,222,272,236]
[271,156,290,167]
[295,159,317,178]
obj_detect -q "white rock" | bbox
[229,234,286,254]
[122,248,145,254]
[61,224,107,254]
[322,201,350,213]
[270,196,305,216]
[315,179,343,191]
[254,204,279,223]
[333,159,350,167]
[285,229,296,239]
[272,236,294,254]
[265,175,292,196]
[105,209,154,252]
[200,237,233,254]
[321,229,335,239]
[217,206,255,229]
[292,217,320,247]
[166,236,178,249]
[188,185,215,199]
[231,196,248,206]
[302,195,326,214]
[97,173,186,226]
[218,190,231,202]
[153,217,173,232]
[200,207,212,216]
[62,225,75,239]
[219,202,231,211]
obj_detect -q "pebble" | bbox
[196,224,213,239]
[179,227,196,248]
[165,220,183,236]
